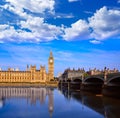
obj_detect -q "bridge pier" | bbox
[58,80,81,91]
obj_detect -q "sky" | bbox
[0,0,120,76]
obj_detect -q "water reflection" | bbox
[59,88,120,118]
[0,87,120,118]
[0,87,54,118]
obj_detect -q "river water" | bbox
[0,87,119,118]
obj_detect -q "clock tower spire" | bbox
[48,51,54,81]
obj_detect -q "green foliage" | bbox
[84,73,89,77]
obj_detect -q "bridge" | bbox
[60,72,120,85]
[83,72,120,85]
[58,72,120,98]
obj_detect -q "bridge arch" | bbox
[107,76,120,85]
[83,77,104,83]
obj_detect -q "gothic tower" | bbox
[48,51,54,81]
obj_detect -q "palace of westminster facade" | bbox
[0,52,54,83]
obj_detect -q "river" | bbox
[0,87,119,118]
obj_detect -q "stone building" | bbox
[61,68,85,80]
[0,51,54,83]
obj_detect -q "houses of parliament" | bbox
[0,52,54,83]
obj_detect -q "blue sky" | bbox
[0,0,120,76]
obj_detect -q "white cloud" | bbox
[0,24,18,41]
[63,20,90,40]
[20,16,62,40]
[90,40,101,44]
[89,6,120,40]
[55,13,74,19]
[0,19,62,42]
[3,0,55,16]
[0,1,120,44]
[68,0,80,2]
[0,0,62,42]
[118,0,120,3]
[62,6,120,42]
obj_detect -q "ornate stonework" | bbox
[48,51,54,81]
[0,52,54,83]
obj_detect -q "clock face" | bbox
[50,59,53,63]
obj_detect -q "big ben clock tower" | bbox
[48,51,54,81]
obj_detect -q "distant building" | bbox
[57,72,62,81]
[88,67,119,75]
[0,51,54,83]
[61,68,85,80]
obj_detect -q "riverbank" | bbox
[0,81,58,87]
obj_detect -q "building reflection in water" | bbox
[0,87,54,117]
[48,88,54,118]
[59,88,120,118]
